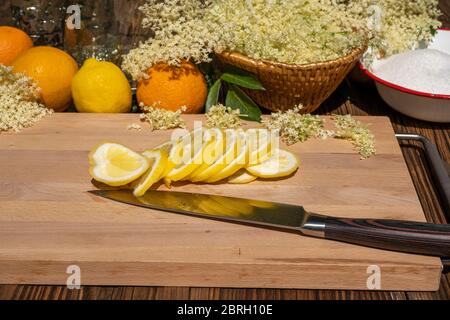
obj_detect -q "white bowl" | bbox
[361,29,450,123]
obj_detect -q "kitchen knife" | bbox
[89,189,450,258]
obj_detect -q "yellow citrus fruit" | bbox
[71,58,132,113]
[89,143,150,187]
[205,130,248,183]
[137,61,207,114]
[184,128,224,181]
[133,149,168,197]
[227,169,257,184]
[163,128,213,185]
[11,46,78,111]
[246,128,275,166]
[0,26,33,66]
[247,149,299,179]
[188,129,238,183]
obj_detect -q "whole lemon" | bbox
[71,58,132,113]
[11,46,78,111]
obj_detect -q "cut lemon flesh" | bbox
[227,169,258,184]
[246,128,275,166]
[205,130,248,183]
[189,129,238,182]
[247,149,299,179]
[184,128,224,181]
[89,143,149,187]
[154,140,178,178]
[164,129,213,184]
[133,149,168,197]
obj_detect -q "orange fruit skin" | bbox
[0,26,33,66]
[11,46,79,112]
[137,61,207,114]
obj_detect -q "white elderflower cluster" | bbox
[122,0,226,80]
[333,114,376,159]
[207,0,365,65]
[123,0,441,79]
[347,0,442,64]
[139,103,186,131]
[0,65,53,133]
[206,104,241,129]
[262,106,334,145]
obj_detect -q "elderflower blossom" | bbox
[333,115,376,159]
[0,65,53,133]
[127,123,142,131]
[262,106,334,145]
[139,103,186,131]
[346,0,442,65]
[123,0,441,79]
[122,0,226,80]
[206,104,241,129]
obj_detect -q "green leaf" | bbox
[221,72,265,91]
[225,85,262,122]
[205,79,222,112]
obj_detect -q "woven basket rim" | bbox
[216,45,367,70]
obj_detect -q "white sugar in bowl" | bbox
[361,29,450,123]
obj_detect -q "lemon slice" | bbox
[89,143,149,187]
[153,140,180,178]
[189,129,238,182]
[246,128,276,166]
[184,128,224,181]
[247,149,299,179]
[228,169,258,184]
[205,130,248,183]
[164,129,213,185]
[133,149,168,197]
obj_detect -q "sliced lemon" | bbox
[247,149,299,179]
[246,128,276,166]
[153,140,180,178]
[89,142,149,187]
[164,129,213,185]
[184,128,224,181]
[133,149,168,197]
[227,169,258,184]
[189,129,238,182]
[205,130,248,183]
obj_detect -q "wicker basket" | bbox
[216,46,366,113]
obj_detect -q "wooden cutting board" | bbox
[0,114,442,291]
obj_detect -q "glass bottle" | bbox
[64,0,120,65]
[11,0,66,47]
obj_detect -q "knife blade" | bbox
[89,189,450,258]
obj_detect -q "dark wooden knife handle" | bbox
[324,218,450,257]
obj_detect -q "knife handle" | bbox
[323,217,450,257]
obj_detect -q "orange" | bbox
[0,26,33,66]
[12,46,79,111]
[137,61,207,114]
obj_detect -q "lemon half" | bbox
[89,143,149,186]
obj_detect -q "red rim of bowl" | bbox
[359,28,450,100]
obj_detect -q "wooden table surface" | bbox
[0,0,449,301]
